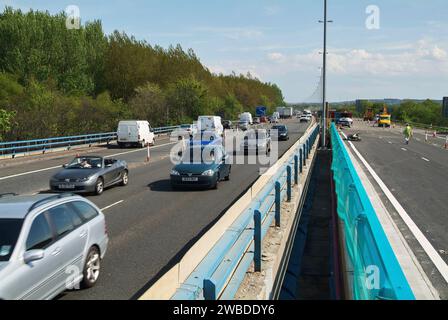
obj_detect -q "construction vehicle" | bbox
[378,106,391,128]
[363,108,374,121]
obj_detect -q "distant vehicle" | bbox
[277,107,293,119]
[299,115,310,123]
[273,112,280,119]
[238,120,250,131]
[378,107,391,128]
[364,108,374,121]
[239,112,253,125]
[240,129,271,155]
[337,117,353,128]
[198,116,224,136]
[222,120,232,130]
[0,193,109,300]
[253,117,261,124]
[117,120,155,148]
[170,145,231,189]
[50,156,129,196]
[272,124,289,141]
[173,124,198,139]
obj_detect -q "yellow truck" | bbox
[378,106,391,128]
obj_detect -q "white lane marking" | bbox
[401,148,407,151]
[0,165,61,181]
[103,142,176,158]
[340,131,448,285]
[0,142,176,181]
[421,157,430,162]
[388,141,392,144]
[101,200,124,211]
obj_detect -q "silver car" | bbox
[50,156,129,195]
[0,193,108,300]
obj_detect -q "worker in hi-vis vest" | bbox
[403,124,413,145]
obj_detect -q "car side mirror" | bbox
[24,250,45,264]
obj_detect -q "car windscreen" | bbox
[181,146,221,164]
[0,219,23,261]
[66,157,102,169]
[273,126,286,132]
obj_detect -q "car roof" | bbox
[0,194,78,219]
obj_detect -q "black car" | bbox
[272,125,289,141]
[222,120,232,130]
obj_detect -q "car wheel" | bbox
[213,174,220,189]
[225,167,231,181]
[81,246,101,289]
[120,170,129,186]
[94,178,104,196]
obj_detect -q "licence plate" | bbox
[59,184,75,189]
[182,177,198,182]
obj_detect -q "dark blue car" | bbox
[170,145,231,190]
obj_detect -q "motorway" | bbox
[0,120,310,300]
[342,120,448,297]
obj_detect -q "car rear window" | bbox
[0,219,23,261]
[71,201,99,222]
[47,205,76,238]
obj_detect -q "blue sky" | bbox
[1,0,447,102]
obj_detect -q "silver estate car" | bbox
[0,193,108,300]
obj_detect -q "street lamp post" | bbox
[319,0,332,148]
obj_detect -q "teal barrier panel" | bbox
[330,123,415,300]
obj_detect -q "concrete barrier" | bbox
[140,121,318,300]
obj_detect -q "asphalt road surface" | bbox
[0,120,310,300]
[341,121,448,297]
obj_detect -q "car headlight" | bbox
[202,169,215,176]
[76,177,92,182]
[171,170,180,176]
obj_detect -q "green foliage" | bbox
[0,108,15,140]
[0,7,285,141]
[394,100,448,127]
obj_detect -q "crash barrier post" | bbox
[164,123,320,300]
[330,123,415,300]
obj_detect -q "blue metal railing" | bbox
[171,125,320,300]
[330,123,415,300]
[0,125,181,158]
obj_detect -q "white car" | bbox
[299,115,310,123]
[173,124,198,139]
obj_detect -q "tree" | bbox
[0,109,15,140]
[129,83,167,126]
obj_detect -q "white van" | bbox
[117,120,155,148]
[197,116,224,136]
[239,112,253,125]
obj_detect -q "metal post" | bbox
[303,146,307,167]
[287,166,292,202]
[203,279,216,300]
[321,0,329,148]
[294,155,299,185]
[254,209,262,272]
[275,181,281,227]
[299,148,303,173]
